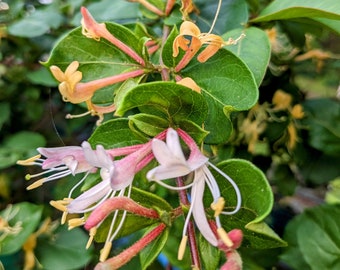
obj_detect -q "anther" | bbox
[211,197,225,217]
[17,155,41,165]
[86,227,97,249]
[177,235,188,260]
[217,227,233,247]
[26,179,44,190]
[100,241,112,262]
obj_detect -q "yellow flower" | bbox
[173,21,225,63]
[272,89,292,110]
[50,61,87,104]
[50,61,145,123]
[173,21,245,71]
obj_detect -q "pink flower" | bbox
[147,128,242,257]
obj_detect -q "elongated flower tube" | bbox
[50,61,146,123]
[81,7,145,66]
[173,21,245,71]
[128,0,164,16]
[147,128,242,257]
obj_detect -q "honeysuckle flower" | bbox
[173,21,245,71]
[147,128,242,258]
[81,7,145,66]
[50,61,145,123]
[18,129,169,262]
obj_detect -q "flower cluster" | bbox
[18,128,242,268]
[17,2,248,269]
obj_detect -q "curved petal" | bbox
[147,163,191,181]
[67,180,111,213]
[192,168,218,246]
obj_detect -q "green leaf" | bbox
[182,49,258,143]
[281,204,340,270]
[89,118,143,148]
[251,0,340,22]
[140,224,169,270]
[115,81,208,126]
[210,159,285,248]
[70,0,140,26]
[198,233,221,270]
[0,102,10,130]
[0,203,43,255]
[35,225,93,270]
[194,0,249,33]
[0,131,46,169]
[161,25,180,68]
[325,178,340,204]
[8,6,63,38]
[302,98,340,156]
[223,27,271,86]
[128,114,170,137]
[312,17,340,35]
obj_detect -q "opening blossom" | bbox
[17,130,167,262]
[173,21,245,71]
[146,128,242,259]
[50,61,145,124]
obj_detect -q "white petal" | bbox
[152,139,174,165]
[147,163,191,181]
[166,128,187,163]
[192,168,218,246]
[67,180,111,213]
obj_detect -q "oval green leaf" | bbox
[115,81,208,126]
[251,0,340,22]
[223,27,271,86]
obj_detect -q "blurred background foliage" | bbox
[0,0,339,269]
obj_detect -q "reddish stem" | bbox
[176,177,201,269]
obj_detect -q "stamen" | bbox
[224,33,246,46]
[177,235,188,260]
[26,179,44,190]
[211,197,225,217]
[151,179,195,191]
[17,155,41,165]
[24,166,69,180]
[68,217,85,229]
[61,211,68,225]
[100,241,112,262]
[66,110,93,119]
[217,227,233,247]
[208,162,242,215]
[108,186,132,243]
[86,227,97,249]
[50,200,68,212]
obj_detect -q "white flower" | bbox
[147,128,241,255]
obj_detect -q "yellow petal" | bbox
[291,104,304,119]
[179,21,201,37]
[272,90,292,110]
[177,77,201,93]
